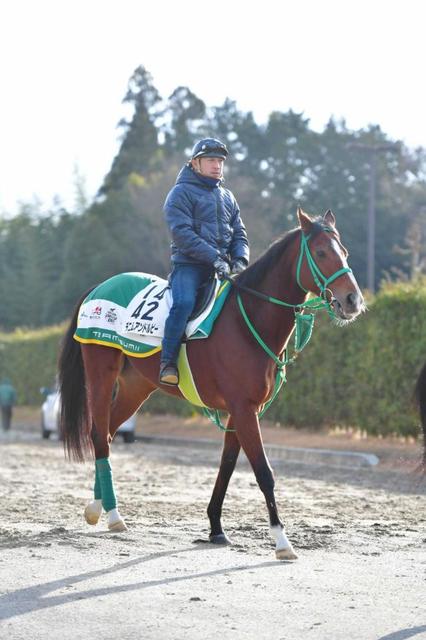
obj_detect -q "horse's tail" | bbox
[414,363,426,471]
[58,288,95,462]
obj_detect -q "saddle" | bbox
[74,272,232,356]
[188,275,218,321]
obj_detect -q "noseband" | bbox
[296,230,352,303]
[229,227,352,318]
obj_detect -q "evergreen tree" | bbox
[3,65,426,329]
[162,86,206,153]
[99,66,162,195]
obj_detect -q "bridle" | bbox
[204,227,353,431]
[229,226,352,318]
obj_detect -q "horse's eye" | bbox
[316,249,326,259]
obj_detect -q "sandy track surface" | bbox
[0,422,425,640]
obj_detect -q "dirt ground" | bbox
[0,409,425,640]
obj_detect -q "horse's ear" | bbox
[323,209,336,227]
[297,206,313,233]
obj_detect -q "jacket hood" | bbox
[175,164,222,189]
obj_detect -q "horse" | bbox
[59,207,364,560]
[414,364,426,471]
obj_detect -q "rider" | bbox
[159,137,250,386]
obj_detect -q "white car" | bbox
[40,388,136,443]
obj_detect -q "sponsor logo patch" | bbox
[105,307,118,323]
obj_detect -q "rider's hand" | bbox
[213,257,231,279]
[231,259,246,275]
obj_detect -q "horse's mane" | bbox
[236,218,327,288]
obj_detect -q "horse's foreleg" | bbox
[232,404,297,560]
[207,422,240,544]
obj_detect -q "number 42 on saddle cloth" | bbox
[75,271,231,356]
[74,272,231,407]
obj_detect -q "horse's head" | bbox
[296,207,365,322]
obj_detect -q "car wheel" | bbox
[122,431,135,444]
[41,416,51,439]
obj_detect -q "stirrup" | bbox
[159,363,179,386]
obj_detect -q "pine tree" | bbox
[162,86,206,154]
[100,66,162,195]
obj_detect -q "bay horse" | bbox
[59,208,364,559]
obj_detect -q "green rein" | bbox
[202,230,352,431]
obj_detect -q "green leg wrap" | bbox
[96,457,117,512]
[94,465,101,500]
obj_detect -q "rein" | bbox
[202,229,352,431]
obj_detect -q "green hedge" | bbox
[0,324,194,415]
[267,280,426,437]
[1,280,425,436]
[0,325,64,404]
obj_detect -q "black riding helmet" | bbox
[191,138,228,160]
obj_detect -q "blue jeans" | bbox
[161,263,214,365]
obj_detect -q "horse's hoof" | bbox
[209,533,231,545]
[108,518,128,533]
[84,501,102,525]
[275,546,298,560]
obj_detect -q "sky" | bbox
[0,0,425,215]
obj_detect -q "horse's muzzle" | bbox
[332,290,365,321]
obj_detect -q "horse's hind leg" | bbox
[109,360,157,439]
[231,404,297,560]
[85,358,157,529]
[207,420,240,544]
[81,345,126,532]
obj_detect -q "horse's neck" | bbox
[244,251,306,356]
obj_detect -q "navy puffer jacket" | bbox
[163,165,249,266]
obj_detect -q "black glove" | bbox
[231,259,247,275]
[213,257,231,279]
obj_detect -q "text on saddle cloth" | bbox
[74,272,231,355]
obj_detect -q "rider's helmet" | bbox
[191,138,229,160]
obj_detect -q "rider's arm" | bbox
[164,187,219,264]
[228,197,250,265]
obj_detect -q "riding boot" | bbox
[159,361,179,386]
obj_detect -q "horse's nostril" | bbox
[347,292,358,309]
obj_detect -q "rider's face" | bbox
[192,156,224,179]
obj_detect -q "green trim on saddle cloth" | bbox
[189,281,231,338]
[86,272,157,307]
[74,329,161,358]
[74,272,162,357]
[73,276,232,358]
[177,344,208,408]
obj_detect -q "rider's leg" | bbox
[160,263,212,384]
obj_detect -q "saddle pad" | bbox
[177,344,208,408]
[74,272,231,357]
